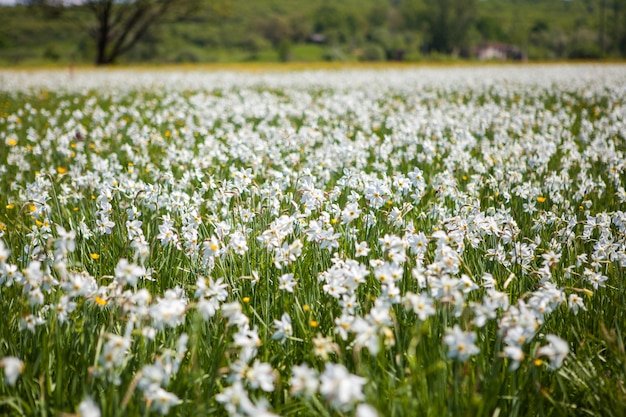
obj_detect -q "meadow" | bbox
[0,64,625,417]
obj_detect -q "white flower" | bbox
[373,262,400,284]
[459,274,479,293]
[142,327,157,340]
[443,325,480,361]
[100,333,132,371]
[290,364,318,396]
[20,313,45,333]
[150,291,187,329]
[222,302,248,327]
[56,295,77,323]
[138,363,169,392]
[355,241,370,257]
[144,386,182,415]
[197,297,220,321]
[334,313,354,341]
[114,258,146,288]
[356,404,379,417]
[95,215,115,235]
[537,334,569,369]
[568,294,587,315]
[54,224,76,255]
[156,217,179,248]
[0,263,20,287]
[278,273,297,293]
[229,231,248,255]
[319,363,366,410]
[584,268,608,289]
[541,250,561,268]
[77,397,101,417]
[312,334,338,360]
[404,292,436,321]
[352,317,380,355]
[364,179,389,209]
[341,202,362,225]
[0,239,10,263]
[503,345,525,371]
[246,361,275,392]
[202,236,221,258]
[216,381,255,416]
[233,324,260,361]
[1,356,24,386]
[272,313,293,343]
[195,276,228,301]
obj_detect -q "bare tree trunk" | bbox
[599,0,606,57]
[93,1,113,64]
[88,0,180,65]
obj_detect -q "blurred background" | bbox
[0,0,624,66]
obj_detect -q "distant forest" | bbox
[1,0,625,65]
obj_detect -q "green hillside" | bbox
[0,0,624,65]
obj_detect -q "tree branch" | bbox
[109,0,174,60]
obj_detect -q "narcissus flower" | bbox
[290,364,318,396]
[78,397,101,417]
[444,325,480,361]
[1,356,24,386]
[537,334,569,369]
[319,363,366,410]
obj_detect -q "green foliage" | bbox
[277,39,292,62]
[422,0,478,54]
[476,16,508,42]
[0,0,625,65]
[361,43,386,61]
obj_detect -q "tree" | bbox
[476,16,507,43]
[29,0,201,65]
[87,0,199,65]
[257,14,292,47]
[423,0,477,54]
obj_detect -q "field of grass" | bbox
[0,64,626,417]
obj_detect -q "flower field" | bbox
[1,64,625,416]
